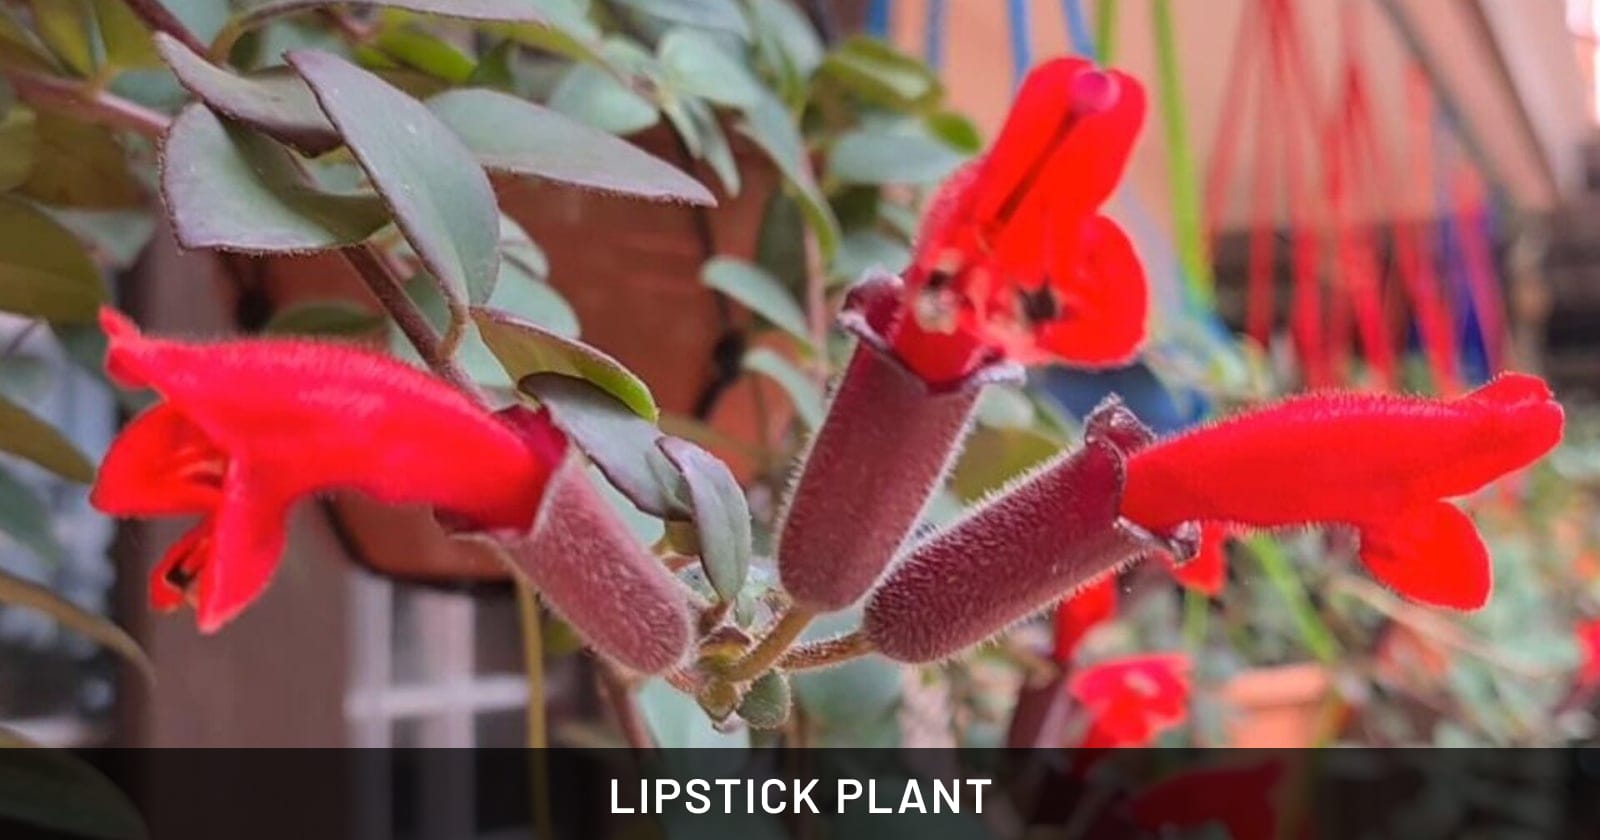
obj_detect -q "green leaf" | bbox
[0,196,104,323]
[30,0,95,76]
[819,36,940,111]
[494,216,579,337]
[0,567,154,684]
[737,94,839,260]
[701,256,809,347]
[473,306,657,419]
[0,392,95,483]
[0,466,67,566]
[19,114,142,209]
[611,0,749,39]
[290,50,501,304]
[155,32,338,156]
[741,347,822,430]
[947,426,1061,503]
[791,609,901,741]
[831,229,909,286]
[0,731,148,840]
[548,62,659,135]
[215,0,555,54]
[925,110,982,154]
[658,28,762,108]
[518,372,687,519]
[664,95,738,195]
[828,126,970,185]
[486,0,602,64]
[426,88,711,204]
[263,300,384,336]
[658,437,749,603]
[0,9,59,72]
[748,0,822,80]
[93,0,162,69]
[636,678,746,748]
[162,105,390,253]
[372,25,476,83]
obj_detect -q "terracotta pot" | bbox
[1220,662,1341,748]
[258,126,787,584]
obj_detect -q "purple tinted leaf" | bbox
[658,437,750,603]
[155,33,338,156]
[473,306,656,419]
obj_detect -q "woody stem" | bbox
[342,243,488,408]
[724,605,815,683]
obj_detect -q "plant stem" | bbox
[599,663,655,750]
[124,0,208,55]
[3,67,168,139]
[515,581,552,840]
[777,630,874,672]
[725,605,815,682]
[802,228,829,383]
[1248,535,1340,665]
[341,243,487,407]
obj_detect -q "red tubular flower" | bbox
[1120,374,1564,609]
[890,57,1148,383]
[1128,760,1286,840]
[1068,653,1190,748]
[91,309,555,632]
[493,408,692,674]
[863,401,1195,663]
[1576,619,1600,689]
[1053,579,1118,664]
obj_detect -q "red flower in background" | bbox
[889,57,1148,383]
[91,308,556,632]
[1120,374,1563,609]
[1053,579,1119,663]
[1129,760,1287,840]
[1576,619,1600,689]
[1069,653,1190,748]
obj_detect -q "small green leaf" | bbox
[828,126,970,185]
[737,94,839,260]
[0,467,67,566]
[215,0,555,54]
[426,88,711,204]
[658,28,762,108]
[155,33,338,156]
[93,0,162,69]
[495,216,579,337]
[658,437,750,603]
[831,229,909,286]
[290,50,501,304]
[548,63,659,135]
[0,196,105,324]
[162,105,390,253]
[702,256,809,347]
[791,610,901,740]
[372,25,476,82]
[263,300,384,336]
[0,730,148,839]
[819,36,941,111]
[742,347,822,430]
[19,114,142,209]
[611,0,749,39]
[748,0,822,80]
[0,392,95,483]
[0,567,154,684]
[664,95,738,195]
[473,306,657,419]
[30,0,95,76]
[486,0,602,64]
[0,9,59,72]
[925,110,983,154]
[518,372,687,518]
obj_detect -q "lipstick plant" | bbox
[0,0,1574,762]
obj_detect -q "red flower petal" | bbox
[195,465,295,632]
[1129,760,1286,840]
[1053,579,1118,664]
[1027,215,1147,367]
[1359,502,1490,610]
[92,402,224,517]
[1576,619,1600,688]
[1068,653,1190,748]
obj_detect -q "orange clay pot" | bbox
[1221,662,1344,748]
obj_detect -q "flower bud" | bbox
[500,415,692,674]
[864,402,1195,663]
[738,671,792,730]
[776,273,1022,612]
